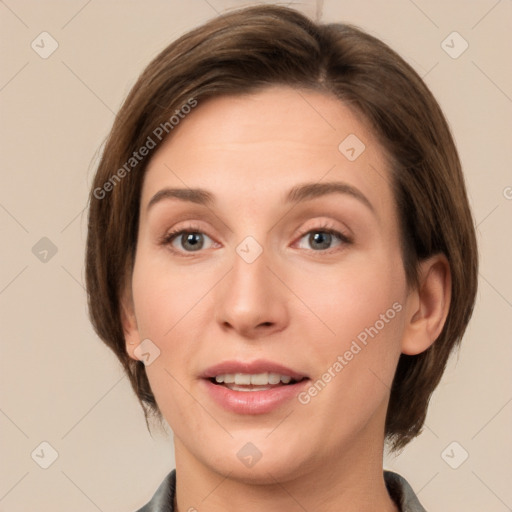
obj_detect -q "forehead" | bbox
[141,86,394,219]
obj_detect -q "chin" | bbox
[200,434,313,485]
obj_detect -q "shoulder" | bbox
[134,469,176,512]
[384,470,428,512]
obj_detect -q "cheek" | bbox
[290,253,406,411]
[131,247,212,337]
[130,257,209,432]
[291,252,406,347]
[129,248,220,394]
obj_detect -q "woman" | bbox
[85,5,478,511]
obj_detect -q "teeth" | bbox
[251,373,270,385]
[268,373,281,385]
[213,372,297,386]
[235,374,251,385]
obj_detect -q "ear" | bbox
[120,286,141,361]
[401,254,452,355]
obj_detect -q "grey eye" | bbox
[309,232,333,250]
[297,230,343,251]
[171,232,214,252]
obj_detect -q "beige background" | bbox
[1,0,511,510]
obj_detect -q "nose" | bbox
[214,245,289,339]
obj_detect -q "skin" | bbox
[122,86,451,512]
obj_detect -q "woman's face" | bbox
[125,86,413,482]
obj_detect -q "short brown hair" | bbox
[85,5,478,451]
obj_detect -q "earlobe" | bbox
[120,290,141,361]
[401,254,452,356]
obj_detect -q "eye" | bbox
[160,226,217,254]
[295,224,351,252]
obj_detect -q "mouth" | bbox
[200,360,310,414]
[209,372,306,392]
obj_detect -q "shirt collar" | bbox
[384,470,427,512]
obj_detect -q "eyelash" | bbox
[294,222,352,252]
[159,221,352,257]
[159,223,215,256]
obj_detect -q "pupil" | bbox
[310,232,331,250]
[183,232,203,251]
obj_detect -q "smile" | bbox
[212,372,303,391]
[201,360,310,414]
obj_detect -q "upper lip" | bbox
[201,359,309,381]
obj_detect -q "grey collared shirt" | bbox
[136,469,427,511]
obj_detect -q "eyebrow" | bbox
[147,187,215,210]
[147,181,375,213]
[286,181,375,213]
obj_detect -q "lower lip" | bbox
[202,379,310,415]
